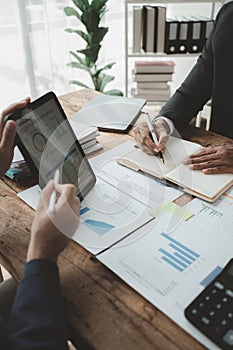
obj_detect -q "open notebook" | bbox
[117,136,233,202]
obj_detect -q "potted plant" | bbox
[64,0,123,96]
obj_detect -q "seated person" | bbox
[134,1,233,175]
[0,98,80,349]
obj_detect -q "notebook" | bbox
[117,136,233,202]
[71,94,146,133]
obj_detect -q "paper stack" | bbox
[68,120,103,155]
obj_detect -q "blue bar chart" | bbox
[198,203,223,218]
[159,233,200,272]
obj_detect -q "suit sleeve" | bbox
[8,259,69,350]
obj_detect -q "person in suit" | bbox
[134,1,233,175]
[0,98,80,349]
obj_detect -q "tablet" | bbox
[6,91,96,199]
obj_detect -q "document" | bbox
[98,198,233,350]
[17,141,180,254]
[117,136,233,202]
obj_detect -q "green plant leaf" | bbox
[72,0,88,12]
[78,44,101,64]
[98,73,115,91]
[64,6,81,20]
[67,61,91,73]
[96,62,115,75]
[65,28,91,44]
[92,27,108,44]
[91,0,108,12]
[81,9,100,32]
[70,80,90,89]
[69,51,86,64]
[104,89,124,96]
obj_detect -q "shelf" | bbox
[126,0,219,3]
[124,0,224,96]
[128,52,200,57]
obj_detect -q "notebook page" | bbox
[165,163,233,199]
[119,136,201,178]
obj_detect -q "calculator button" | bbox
[209,310,215,317]
[226,289,233,298]
[201,317,210,325]
[223,329,233,346]
[211,288,217,294]
[214,282,224,290]
[191,308,197,314]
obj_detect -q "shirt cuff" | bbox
[23,259,59,280]
[152,115,174,135]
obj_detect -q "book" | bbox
[154,6,167,53]
[68,120,103,155]
[137,81,169,89]
[117,136,233,202]
[142,6,155,52]
[134,73,173,82]
[134,87,171,101]
[134,93,170,102]
[132,6,143,53]
[134,60,175,74]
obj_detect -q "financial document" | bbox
[98,198,233,350]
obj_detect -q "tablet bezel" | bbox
[6,91,96,200]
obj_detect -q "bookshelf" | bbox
[124,0,224,97]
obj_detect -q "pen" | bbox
[48,169,60,213]
[144,113,165,164]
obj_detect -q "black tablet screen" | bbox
[15,92,96,198]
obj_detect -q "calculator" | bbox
[185,259,233,349]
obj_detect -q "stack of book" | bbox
[68,120,103,155]
[133,60,175,102]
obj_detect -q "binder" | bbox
[177,20,189,53]
[164,19,179,54]
[201,19,214,48]
[189,19,202,53]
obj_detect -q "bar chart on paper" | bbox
[159,232,200,273]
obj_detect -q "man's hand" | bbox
[27,181,80,263]
[134,118,169,155]
[183,144,233,174]
[0,97,30,177]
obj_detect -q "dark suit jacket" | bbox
[160,1,233,139]
[0,259,69,350]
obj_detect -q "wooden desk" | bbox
[0,90,232,350]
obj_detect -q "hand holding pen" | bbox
[144,113,165,164]
[48,169,60,213]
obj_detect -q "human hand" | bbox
[134,118,169,155]
[183,144,233,174]
[27,181,80,263]
[0,97,30,177]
